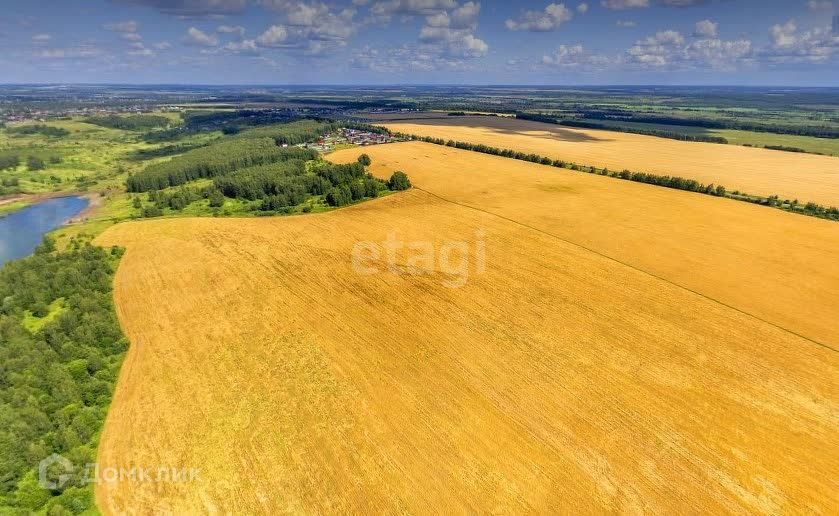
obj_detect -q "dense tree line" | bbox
[129,142,211,161]
[396,132,839,222]
[573,109,839,139]
[515,113,729,144]
[84,114,171,131]
[126,138,318,192]
[0,239,127,513]
[557,120,729,144]
[6,124,70,138]
[762,145,808,153]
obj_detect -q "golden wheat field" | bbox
[94,142,838,513]
[379,116,839,206]
[332,142,839,346]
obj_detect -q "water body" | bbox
[0,196,89,267]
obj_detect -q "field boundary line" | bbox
[412,186,839,355]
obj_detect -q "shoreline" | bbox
[0,190,102,220]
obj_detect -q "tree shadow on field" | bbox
[410,117,608,143]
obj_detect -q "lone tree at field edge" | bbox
[388,171,411,191]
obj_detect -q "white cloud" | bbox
[505,3,574,31]
[127,42,155,56]
[255,2,358,55]
[224,39,260,55]
[765,21,839,63]
[577,2,589,13]
[217,25,246,38]
[540,44,617,73]
[256,25,289,46]
[769,20,797,48]
[450,1,480,28]
[31,33,52,43]
[625,26,753,70]
[153,41,173,50]
[122,33,144,41]
[601,0,649,9]
[616,19,636,27]
[807,1,833,11]
[184,27,218,46]
[418,26,487,57]
[693,19,718,38]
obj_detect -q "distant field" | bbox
[380,116,839,206]
[579,118,839,156]
[95,142,838,513]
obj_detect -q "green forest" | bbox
[0,239,127,514]
[84,115,171,131]
[128,121,409,216]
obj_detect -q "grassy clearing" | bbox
[21,297,67,333]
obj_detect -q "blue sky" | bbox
[0,0,837,84]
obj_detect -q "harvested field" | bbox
[95,142,838,513]
[379,116,839,206]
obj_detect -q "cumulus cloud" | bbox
[418,26,487,57]
[217,25,246,38]
[625,26,752,70]
[112,0,247,16]
[577,2,589,13]
[807,1,834,11]
[693,19,717,38]
[541,44,613,69]
[255,25,289,46]
[505,3,574,31]
[224,39,260,55]
[616,19,637,27]
[414,1,487,58]
[765,20,839,63]
[769,20,797,48]
[450,1,480,28]
[184,26,218,46]
[32,33,52,43]
[254,2,359,55]
[122,33,144,41]
[127,41,155,56]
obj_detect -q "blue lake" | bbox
[0,196,89,267]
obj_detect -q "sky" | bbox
[0,0,837,85]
